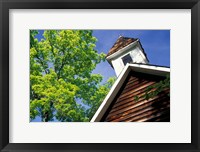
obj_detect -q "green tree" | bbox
[30,30,115,122]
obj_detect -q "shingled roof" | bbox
[106,36,138,57]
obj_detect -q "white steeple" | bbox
[106,36,149,76]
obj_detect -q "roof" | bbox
[106,36,137,57]
[106,36,149,63]
[90,63,170,122]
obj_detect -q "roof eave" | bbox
[106,39,139,62]
[90,63,131,122]
[90,63,170,122]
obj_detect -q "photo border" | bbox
[0,0,199,151]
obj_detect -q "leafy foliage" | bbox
[30,30,115,122]
[134,74,170,102]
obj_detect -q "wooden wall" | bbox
[101,71,170,122]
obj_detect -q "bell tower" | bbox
[106,36,149,76]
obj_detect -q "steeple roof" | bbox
[106,36,137,57]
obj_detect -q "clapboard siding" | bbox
[101,71,170,122]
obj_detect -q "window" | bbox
[122,54,132,65]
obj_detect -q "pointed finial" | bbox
[119,34,123,38]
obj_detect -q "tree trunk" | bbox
[42,112,49,122]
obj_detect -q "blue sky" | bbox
[31,30,170,122]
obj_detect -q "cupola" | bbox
[106,36,149,76]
